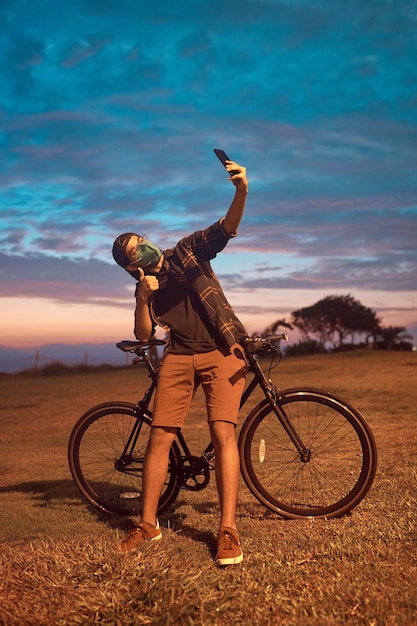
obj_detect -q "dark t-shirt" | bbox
[151,268,218,354]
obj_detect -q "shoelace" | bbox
[220,532,235,551]
[121,526,142,543]
[121,520,159,544]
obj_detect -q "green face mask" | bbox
[133,241,162,269]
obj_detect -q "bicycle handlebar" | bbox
[243,333,288,344]
[242,333,288,355]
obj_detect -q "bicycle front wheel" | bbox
[239,389,377,519]
[68,402,181,516]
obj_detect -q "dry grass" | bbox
[0,351,416,625]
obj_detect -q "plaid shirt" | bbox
[154,219,246,351]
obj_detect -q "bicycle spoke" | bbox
[239,391,377,519]
[68,403,180,516]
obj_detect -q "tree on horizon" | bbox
[265,294,414,352]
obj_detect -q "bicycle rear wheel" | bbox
[68,402,181,516]
[239,389,377,519]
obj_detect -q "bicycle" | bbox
[68,335,377,520]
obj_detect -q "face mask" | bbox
[133,241,162,269]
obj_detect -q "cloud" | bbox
[0,252,130,304]
[228,252,417,293]
[0,0,416,346]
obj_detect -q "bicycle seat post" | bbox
[140,348,158,383]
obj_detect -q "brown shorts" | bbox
[152,345,248,428]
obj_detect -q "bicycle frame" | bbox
[117,334,309,468]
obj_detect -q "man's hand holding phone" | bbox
[214,148,248,192]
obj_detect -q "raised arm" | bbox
[222,161,248,236]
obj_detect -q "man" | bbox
[112,159,248,565]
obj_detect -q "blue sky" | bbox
[1,0,416,347]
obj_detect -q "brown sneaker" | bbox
[117,521,162,553]
[216,527,243,566]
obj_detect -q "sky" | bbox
[1,0,416,349]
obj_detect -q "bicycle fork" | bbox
[244,360,311,463]
[266,386,311,463]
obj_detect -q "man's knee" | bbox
[209,420,236,446]
[148,426,177,451]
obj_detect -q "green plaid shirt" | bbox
[155,219,246,351]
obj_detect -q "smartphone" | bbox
[213,149,240,176]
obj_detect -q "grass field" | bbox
[0,351,416,625]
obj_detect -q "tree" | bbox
[375,326,414,351]
[290,295,381,350]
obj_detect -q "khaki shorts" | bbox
[152,345,248,428]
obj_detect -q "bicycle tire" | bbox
[239,388,377,519]
[68,401,181,516]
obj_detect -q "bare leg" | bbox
[141,426,177,526]
[209,420,240,529]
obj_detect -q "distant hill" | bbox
[0,343,131,374]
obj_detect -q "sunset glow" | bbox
[1,0,416,362]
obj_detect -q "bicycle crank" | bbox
[180,455,211,491]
